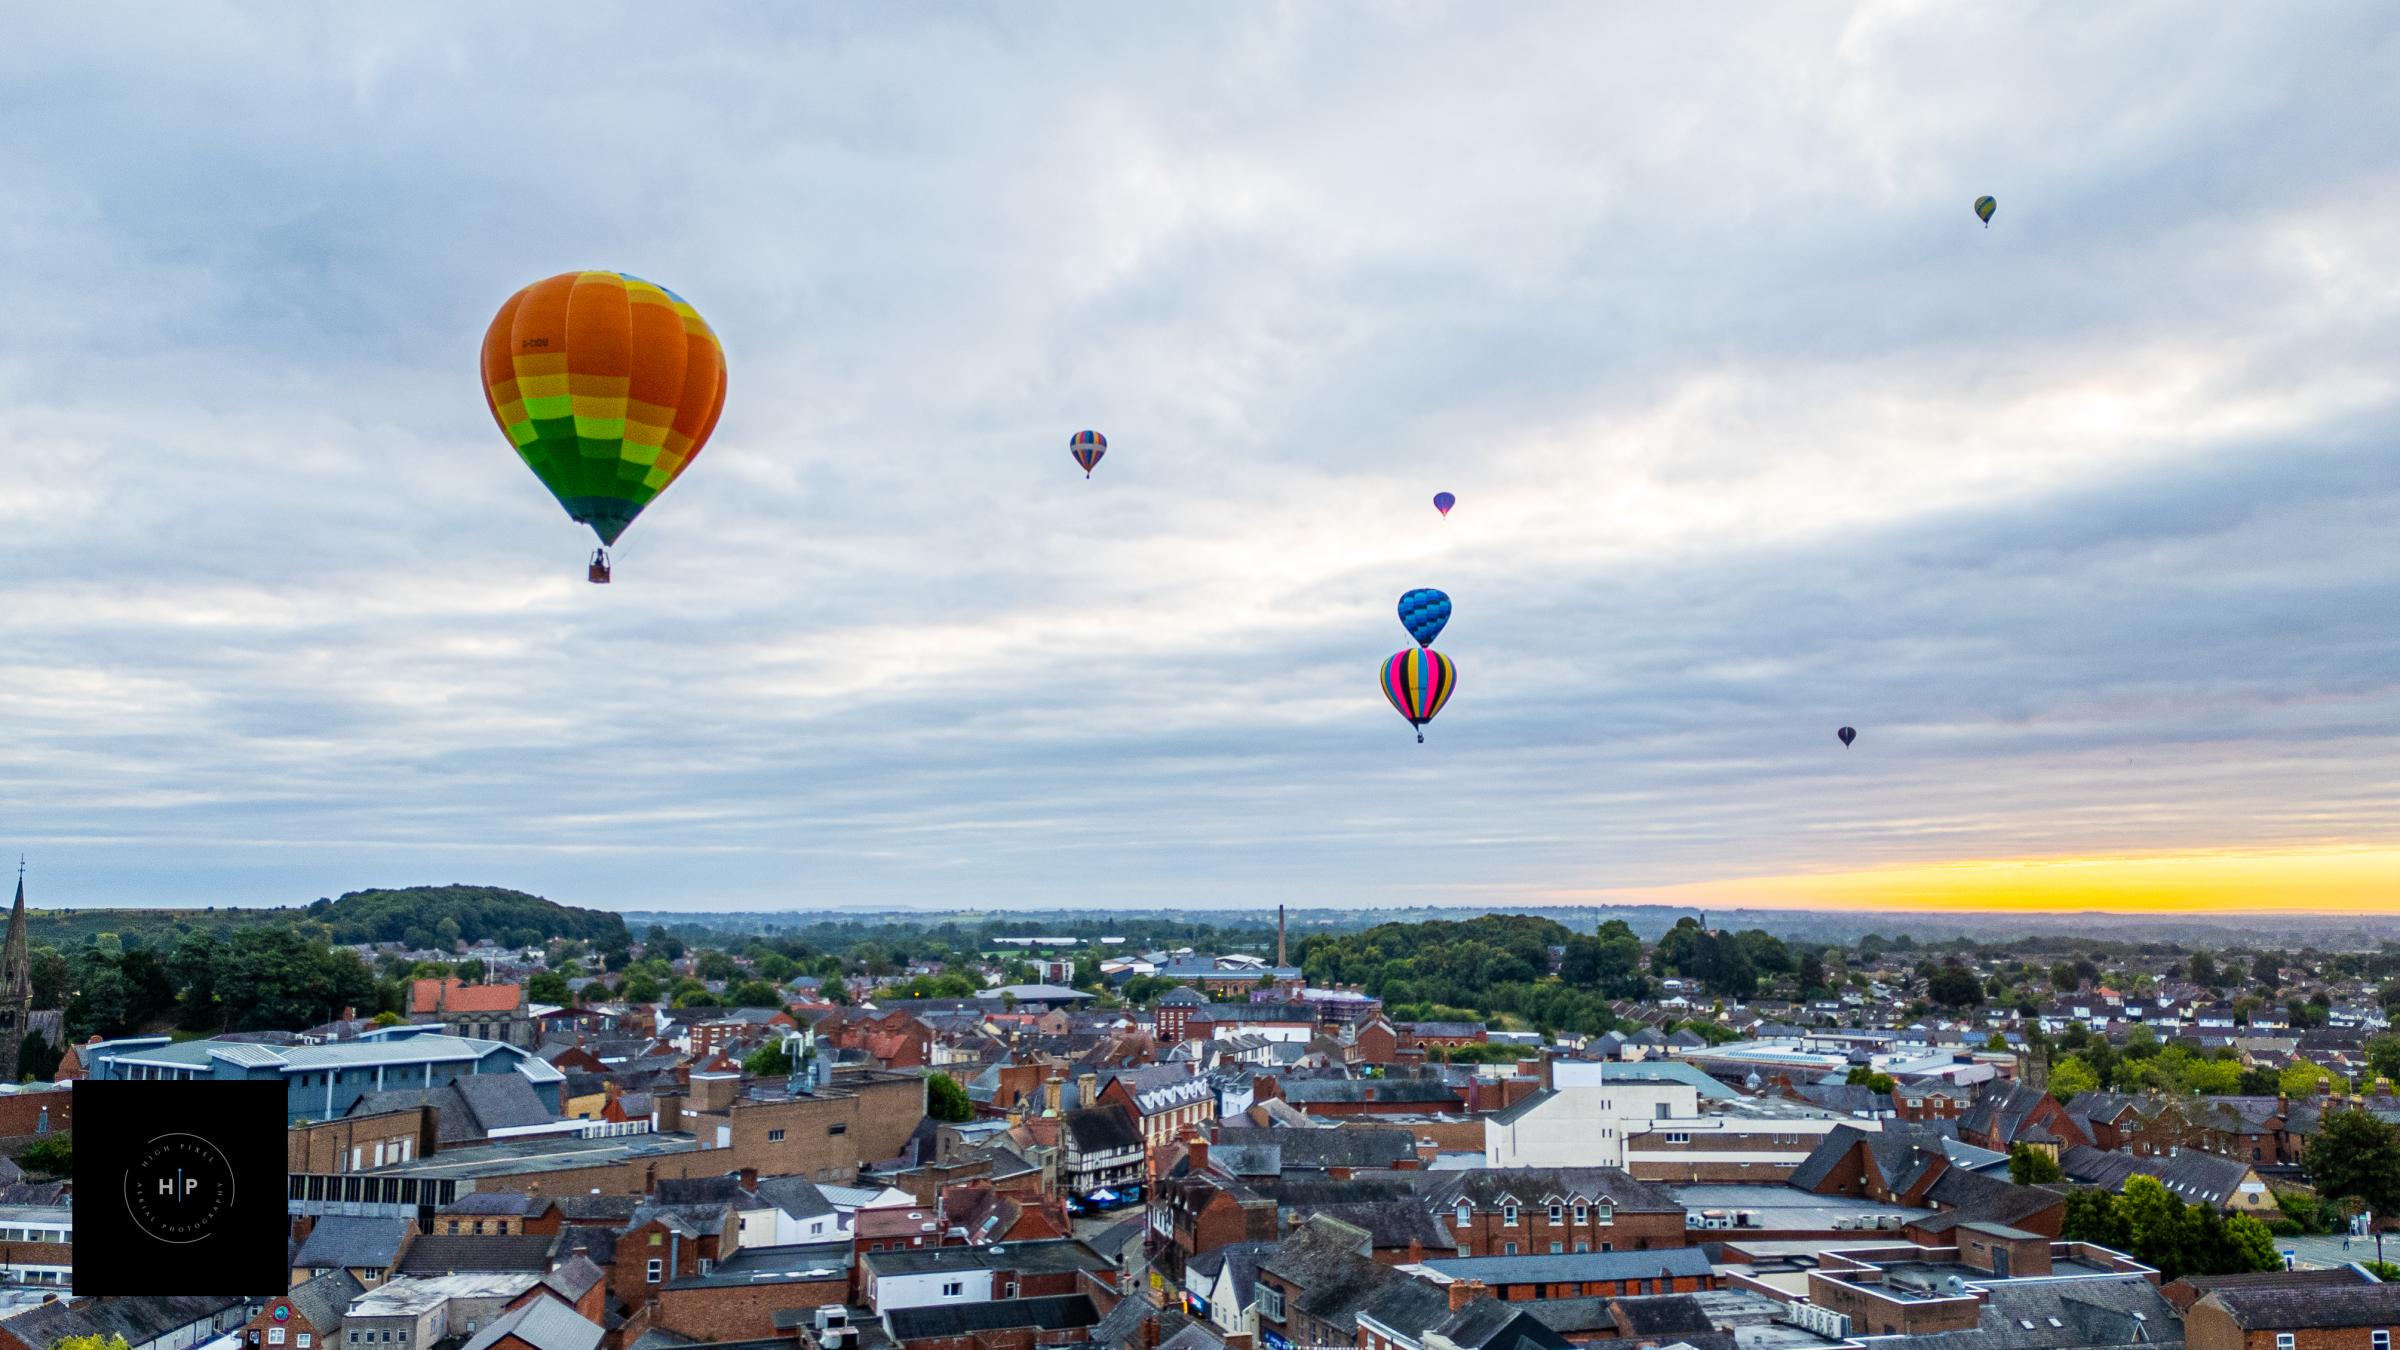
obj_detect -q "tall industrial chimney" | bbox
[1277,904,1287,968]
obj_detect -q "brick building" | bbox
[2187,1284,2400,1350]
[288,1107,439,1175]
[238,1272,362,1350]
[650,1067,926,1182]
[1149,1165,1277,1286]
[411,979,536,1048]
[1410,1247,1716,1301]
[652,1243,851,1340]
[1419,1169,1686,1258]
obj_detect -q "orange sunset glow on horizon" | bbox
[1580,845,2400,915]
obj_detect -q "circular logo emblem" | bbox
[121,1132,239,1245]
[272,1308,290,1323]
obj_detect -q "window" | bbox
[269,1331,286,1345]
[1665,1132,1690,1144]
[1456,1203,1472,1229]
[1503,1204,1518,1225]
[2276,1337,2295,1350]
[1574,1241,1590,1253]
[1596,1202,1615,1223]
[698,1259,712,1276]
[1503,1242,1518,1256]
[1573,1205,1587,1224]
[1260,1285,1285,1321]
[828,1123,848,1136]
[298,1339,311,1349]
[647,1258,663,1283]
[769,1129,786,1142]
[942,1282,964,1297]
[649,1232,663,1246]
[1549,1242,1563,1254]
[1548,1204,1563,1223]
[2375,1334,2390,1350]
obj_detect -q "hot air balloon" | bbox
[1974,196,1996,228]
[1433,492,1456,518]
[1381,648,1457,744]
[1838,726,1857,747]
[1398,588,1452,648]
[481,270,727,583]
[1070,430,1107,478]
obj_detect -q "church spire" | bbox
[0,859,28,1082]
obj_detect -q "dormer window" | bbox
[1456,1202,1472,1229]
[1574,1204,1588,1224]
[1503,1204,1518,1226]
[1548,1204,1563,1224]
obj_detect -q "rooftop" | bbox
[664,1242,851,1289]
[367,1131,701,1180]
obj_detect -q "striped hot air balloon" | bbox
[1070,429,1107,477]
[1974,196,1996,228]
[480,271,727,581]
[1381,647,1457,743]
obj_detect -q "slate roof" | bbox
[284,1270,366,1334]
[1421,1247,1714,1286]
[1214,1126,1418,1171]
[754,1174,837,1219]
[442,1190,543,1216]
[882,1294,1099,1341]
[1275,1076,1460,1105]
[1065,1104,1144,1155]
[394,1233,559,1275]
[1187,1241,1276,1307]
[1606,1295,1715,1337]
[1417,1167,1682,1213]
[351,1071,556,1142]
[1488,1088,1555,1127]
[458,1297,603,1350]
[0,1295,242,1349]
[1936,1277,2181,1350]
[295,1214,412,1272]
[1419,1298,1575,1350]
[2060,1144,2253,1208]
[2204,1283,2400,1330]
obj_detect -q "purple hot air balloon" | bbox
[1433,492,1455,518]
[1837,726,1856,747]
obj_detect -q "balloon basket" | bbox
[588,549,612,585]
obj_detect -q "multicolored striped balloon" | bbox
[1070,429,1107,477]
[481,271,727,547]
[1381,647,1457,743]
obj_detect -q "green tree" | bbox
[2049,1055,2102,1098]
[1927,964,1983,1009]
[620,971,664,1002]
[2009,1145,2062,1185]
[2309,1110,2400,1219]
[54,1334,129,1350]
[526,971,572,1005]
[2252,952,2280,992]
[928,1072,974,1123]
[2189,953,2219,987]
[2280,1060,2335,1095]
[455,958,487,984]
[2225,1214,2281,1272]
[434,916,463,949]
[2365,1034,2400,1086]
[743,1040,793,1077]
[17,1033,61,1083]
[728,980,783,1008]
[16,1133,71,1176]
[1845,1067,1896,1093]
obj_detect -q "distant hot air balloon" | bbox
[481,270,727,583]
[1974,196,1996,228]
[1433,492,1456,518]
[1398,588,1452,648]
[1838,726,1857,747]
[1070,430,1107,478]
[1381,648,1457,744]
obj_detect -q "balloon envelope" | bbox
[481,271,727,546]
[1381,647,1457,740]
[1398,588,1452,648]
[1838,726,1857,747]
[1070,429,1107,475]
[1433,492,1455,517]
[1974,196,1996,225]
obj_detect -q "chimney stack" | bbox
[1277,905,1287,969]
[1416,1137,1439,1169]
[1447,1278,1487,1312]
[1044,1074,1063,1116]
[1078,1071,1099,1107]
[1182,1129,1209,1176]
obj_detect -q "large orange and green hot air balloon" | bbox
[480,271,727,581]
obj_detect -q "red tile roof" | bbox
[412,978,523,1015]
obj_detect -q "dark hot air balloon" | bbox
[1433,492,1455,518]
[481,270,728,583]
[1398,588,1451,648]
[1382,648,1457,743]
[1838,726,1857,747]
[1070,430,1107,477]
[1974,196,1996,228]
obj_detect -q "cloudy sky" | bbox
[5,4,2397,913]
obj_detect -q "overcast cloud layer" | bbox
[3,3,2396,911]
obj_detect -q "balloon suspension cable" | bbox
[1416,729,1425,744]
